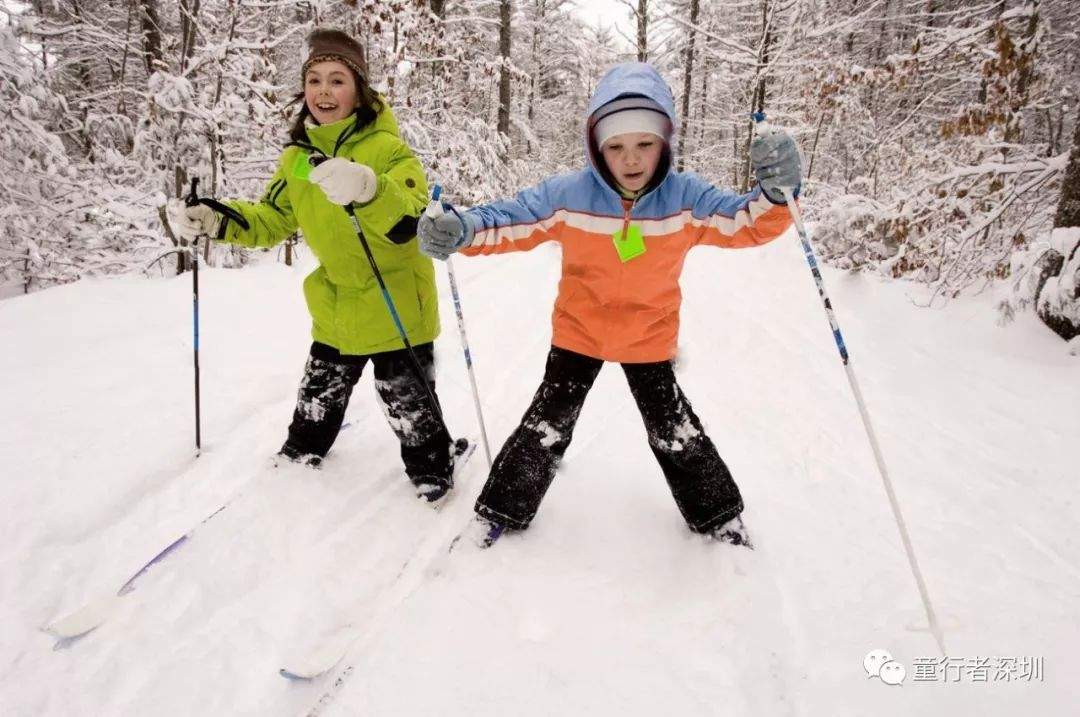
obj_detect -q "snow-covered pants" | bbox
[475,346,744,532]
[282,342,454,487]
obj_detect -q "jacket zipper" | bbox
[619,201,634,243]
[608,197,637,355]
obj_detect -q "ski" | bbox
[280,438,478,689]
[43,492,241,645]
[447,514,505,553]
[43,421,366,644]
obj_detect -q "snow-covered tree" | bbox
[4,0,1079,342]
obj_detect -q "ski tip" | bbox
[280,633,353,681]
[280,667,314,681]
[42,594,121,640]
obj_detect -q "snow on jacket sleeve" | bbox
[459,178,562,256]
[684,175,793,249]
[219,159,299,249]
[349,135,427,242]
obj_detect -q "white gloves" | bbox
[309,158,378,205]
[166,198,221,241]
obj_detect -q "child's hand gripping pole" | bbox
[429,185,493,468]
[425,185,445,219]
[751,113,946,655]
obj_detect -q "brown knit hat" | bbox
[301,29,368,82]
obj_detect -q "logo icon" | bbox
[864,649,906,686]
[880,661,907,686]
[864,649,893,678]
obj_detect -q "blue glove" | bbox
[418,204,475,260]
[750,127,802,204]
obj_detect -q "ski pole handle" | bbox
[426,185,445,218]
[185,177,200,208]
[428,183,471,240]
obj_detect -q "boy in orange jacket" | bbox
[418,63,801,547]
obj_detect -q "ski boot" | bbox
[413,438,472,502]
[272,445,322,469]
[709,515,754,549]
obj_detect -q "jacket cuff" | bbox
[760,182,800,205]
[349,174,408,238]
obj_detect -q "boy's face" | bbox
[304,60,358,125]
[600,132,664,193]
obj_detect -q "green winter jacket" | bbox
[219,103,438,356]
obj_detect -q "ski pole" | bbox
[427,185,493,468]
[175,179,250,454]
[753,112,946,655]
[184,178,203,454]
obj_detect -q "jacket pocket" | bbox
[303,267,337,346]
[341,266,423,348]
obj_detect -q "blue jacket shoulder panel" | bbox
[672,171,762,220]
[468,169,625,230]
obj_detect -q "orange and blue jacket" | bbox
[460,63,793,363]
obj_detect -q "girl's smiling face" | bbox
[600,132,664,193]
[304,60,358,125]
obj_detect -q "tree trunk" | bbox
[1054,109,1080,229]
[117,1,134,119]
[498,0,513,159]
[699,30,711,172]
[209,0,238,199]
[636,0,649,61]
[676,0,699,171]
[873,0,892,64]
[527,0,544,156]
[807,109,828,182]
[179,0,201,74]
[978,0,1007,105]
[741,0,773,192]
[1035,106,1080,340]
[136,0,164,76]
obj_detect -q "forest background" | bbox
[2,0,1079,338]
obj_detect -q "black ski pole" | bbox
[185,178,203,454]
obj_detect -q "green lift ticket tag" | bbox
[613,224,646,262]
[292,152,313,181]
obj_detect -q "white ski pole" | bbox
[754,112,946,655]
[426,186,493,468]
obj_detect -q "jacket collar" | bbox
[304,114,359,156]
[302,97,401,157]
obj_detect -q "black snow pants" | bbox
[474,346,744,532]
[280,341,454,488]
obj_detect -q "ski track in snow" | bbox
[1,232,1079,715]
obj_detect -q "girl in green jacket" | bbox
[167,29,461,500]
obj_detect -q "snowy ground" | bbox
[1,229,1077,716]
